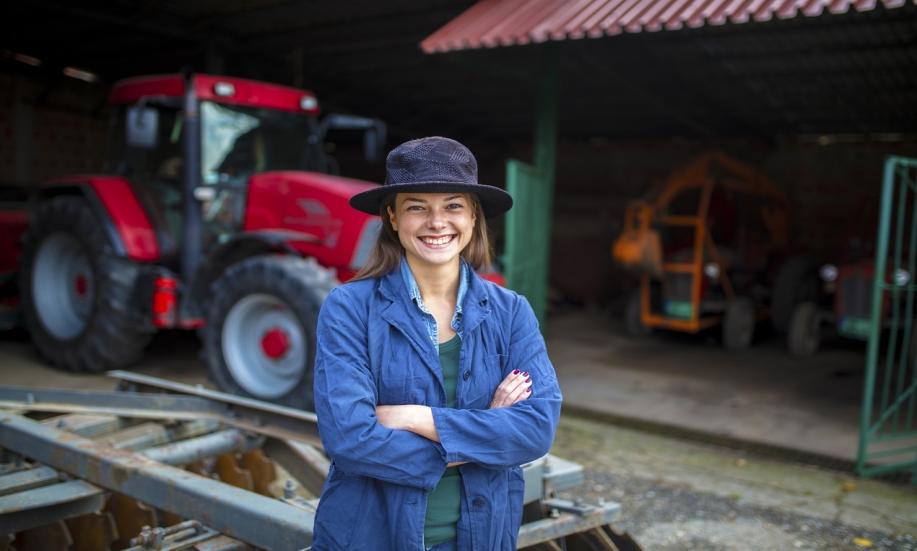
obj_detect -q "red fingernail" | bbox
[526,388,532,393]
[524,377,530,382]
[522,372,528,377]
[513,369,520,375]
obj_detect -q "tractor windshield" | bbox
[200,101,323,187]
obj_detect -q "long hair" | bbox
[353,193,493,280]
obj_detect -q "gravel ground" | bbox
[551,415,917,551]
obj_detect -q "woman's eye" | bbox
[406,205,424,212]
[447,203,464,210]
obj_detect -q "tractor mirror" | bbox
[126,105,159,149]
[320,114,387,162]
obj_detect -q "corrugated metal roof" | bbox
[421,0,911,53]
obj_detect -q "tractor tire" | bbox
[787,302,821,357]
[18,196,153,372]
[203,255,337,411]
[771,256,820,333]
[722,297,755,350]
[625,290,652,337]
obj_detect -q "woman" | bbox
[311,136,562,551]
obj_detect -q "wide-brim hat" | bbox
[349,136,513,218]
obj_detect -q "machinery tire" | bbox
[722,297,755,350]
[625,290,652,337]
[18,196,153,372]
[771,256,820,333]
[787,302,821,357]
[203,255,337,411]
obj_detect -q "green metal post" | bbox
[857,157,897,475]
[504,45,558,328]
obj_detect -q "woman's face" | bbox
[388,192,476,270]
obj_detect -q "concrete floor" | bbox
[0,310,871,462]
[548,311,867,462]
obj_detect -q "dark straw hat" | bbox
[349,136,513,218]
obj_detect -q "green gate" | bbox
[502,45,558,328]
[504,159,549,326]
[857,156,917,480]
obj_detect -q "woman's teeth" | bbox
[421,235,454,246]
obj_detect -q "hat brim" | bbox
[349,182,513,218]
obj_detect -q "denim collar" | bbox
[400,257,468,347]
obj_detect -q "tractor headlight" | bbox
[704,262,720,280]
[819,264,838,283]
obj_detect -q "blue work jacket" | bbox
[311,265,562,551]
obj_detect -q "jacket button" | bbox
[463,371,471,381]
[472,497,485,509]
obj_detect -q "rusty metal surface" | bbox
[0,382,321,445]
[0,375,626,549]
[517,499,621,548]
[0,479,105,533]
[421,0,908,53]
[263,439,330,497]
[0,412,315,550]
[66,511,119,551]
[0,465,58,496]
[143,429,262,465]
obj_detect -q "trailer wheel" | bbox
[788,302,821,357]
[19,196,152,372]
[625,291,652,337]
[772,256,820,333]
[204,255,337,411]
[722,297,755,350]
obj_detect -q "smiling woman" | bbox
[310,137,562,551]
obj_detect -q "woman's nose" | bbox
[426,209,446,228]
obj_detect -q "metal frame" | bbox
[857,155,917,480]
[0,371,627,548]
[615,153,788,333]
[0,411,315,550]
[0,371,321,445]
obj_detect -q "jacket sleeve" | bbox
[430,295,562,469]
[313,286,448,491]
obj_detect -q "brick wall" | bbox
[0,72,109,185]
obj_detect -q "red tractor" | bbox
[0,73,388,410]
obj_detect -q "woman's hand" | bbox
[489,370,532,409]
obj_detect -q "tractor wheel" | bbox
[203,255,337,411]
[625,291,652,337]
[18,196,153,372]
[787,302,821,357]
[771,256,820,333]
[722,297,755,350]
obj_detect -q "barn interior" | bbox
[3,1,917,468]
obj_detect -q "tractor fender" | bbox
[187,229,322,317]
[38,176,160,262]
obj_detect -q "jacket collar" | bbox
[378,258,491,339]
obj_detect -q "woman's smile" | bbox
[419,234,457,248]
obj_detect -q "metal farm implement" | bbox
[0,372,635,550]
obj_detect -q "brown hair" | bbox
[353,193,493,281]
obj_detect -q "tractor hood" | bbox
[244,171,382,278]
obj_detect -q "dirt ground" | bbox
[553,415,916,551]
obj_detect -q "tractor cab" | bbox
[104,74,382,270]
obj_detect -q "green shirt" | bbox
[424,334,462,547]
